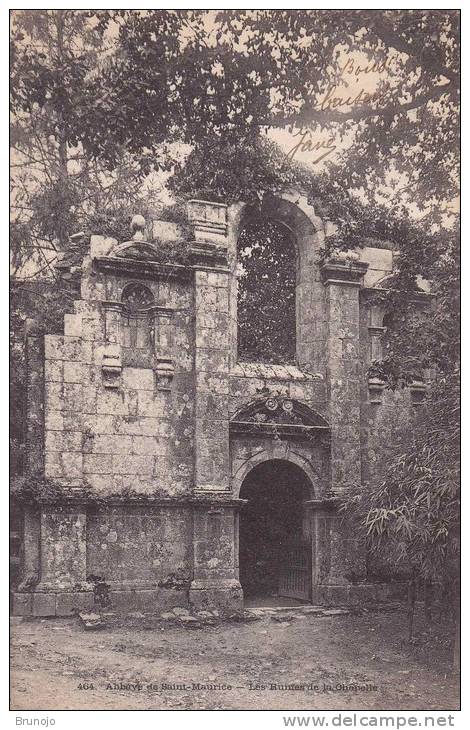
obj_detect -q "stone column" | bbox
[320,258,369,584]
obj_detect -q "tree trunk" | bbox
[55,10,70,250]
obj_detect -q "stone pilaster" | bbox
[321,259,368,494]
[307,497,366,599]
[151,306,175,390]
[189,200,231,493]
[187,201,243,609]
[319,258,369,585]
[189,497,244,610]
[35,502,88,593]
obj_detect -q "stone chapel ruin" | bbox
[12,192,429,616]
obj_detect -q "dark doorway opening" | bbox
[239,459,312,604]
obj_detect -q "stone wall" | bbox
[86,505,192,586]
[43,268,194,498]
[12,194,427,616]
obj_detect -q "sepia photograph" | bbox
[9,7,460,716]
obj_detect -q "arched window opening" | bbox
[237,219,296,363]
[121,282,154,350]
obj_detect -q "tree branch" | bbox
[370,15,459,86]
[273,81,455,128]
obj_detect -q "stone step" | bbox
[245,605,343,616]
[78,611,106,630]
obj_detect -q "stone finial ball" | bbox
[130,214,146,233]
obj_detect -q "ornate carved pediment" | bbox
[230,397,330,438]
[112,240,162,261]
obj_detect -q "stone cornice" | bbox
[93,255,192,282]
[190,494,248,508]
[361,286,434,302]
[187,199,228,236]
[229,421,330,439]
[29,486,247,509]
[320,258,369,287]
[305,497,341,511]
[189,240,229,269]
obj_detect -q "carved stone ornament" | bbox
[110,214,162,261]
[102,348,122,389]
[121,282,154,312]
[368,376,385,404]
[230,397,330,439]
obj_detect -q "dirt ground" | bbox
[10,605,459,711]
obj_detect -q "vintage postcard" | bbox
[9,7,460,720]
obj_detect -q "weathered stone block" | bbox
[196,325,229,349]
[217,287,229,312]
[196,372,229,395]
[56,591,94,616]
[123,367,155,391]
[137,391,166,418]
[12,592,32,616]
[44,452,64,478]
[83,453,113,474]
[45,431,82,452]
[327,586,349,604]
[96,390,128,416]
[311,585,329,604]
[82,414,116,435]
[61,452,83,478]
[44,361,63,382]
[85,473,121,493]
[189,580,243,611]
[196,393,229,418]
[109,588,189,612]
[32,592,57,617]
[64,313,83,338]
[112,454,154,475]
[81,316,101,341]
[195,349,229,374]
[82,386,98,414]
[195,286,217,311]
[44,335,82,362]
[62,383,83,410]
[91,434,133,454]
[63,361,83,384]
[45,410,64,431]
[131,435,160,455]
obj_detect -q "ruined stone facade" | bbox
[13,192,428,616]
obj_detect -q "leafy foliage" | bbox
[10,10,165,276]
[342,373,459,589]
[237,220,296,363]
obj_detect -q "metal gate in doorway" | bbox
[278,540,312,601]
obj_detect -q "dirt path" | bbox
[10,607,459,711]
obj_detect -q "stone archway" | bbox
[238,458,314,606]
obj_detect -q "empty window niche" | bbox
[237,219,296,364]
[121,283,155,364]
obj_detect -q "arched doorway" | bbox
[239,459,312,606]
